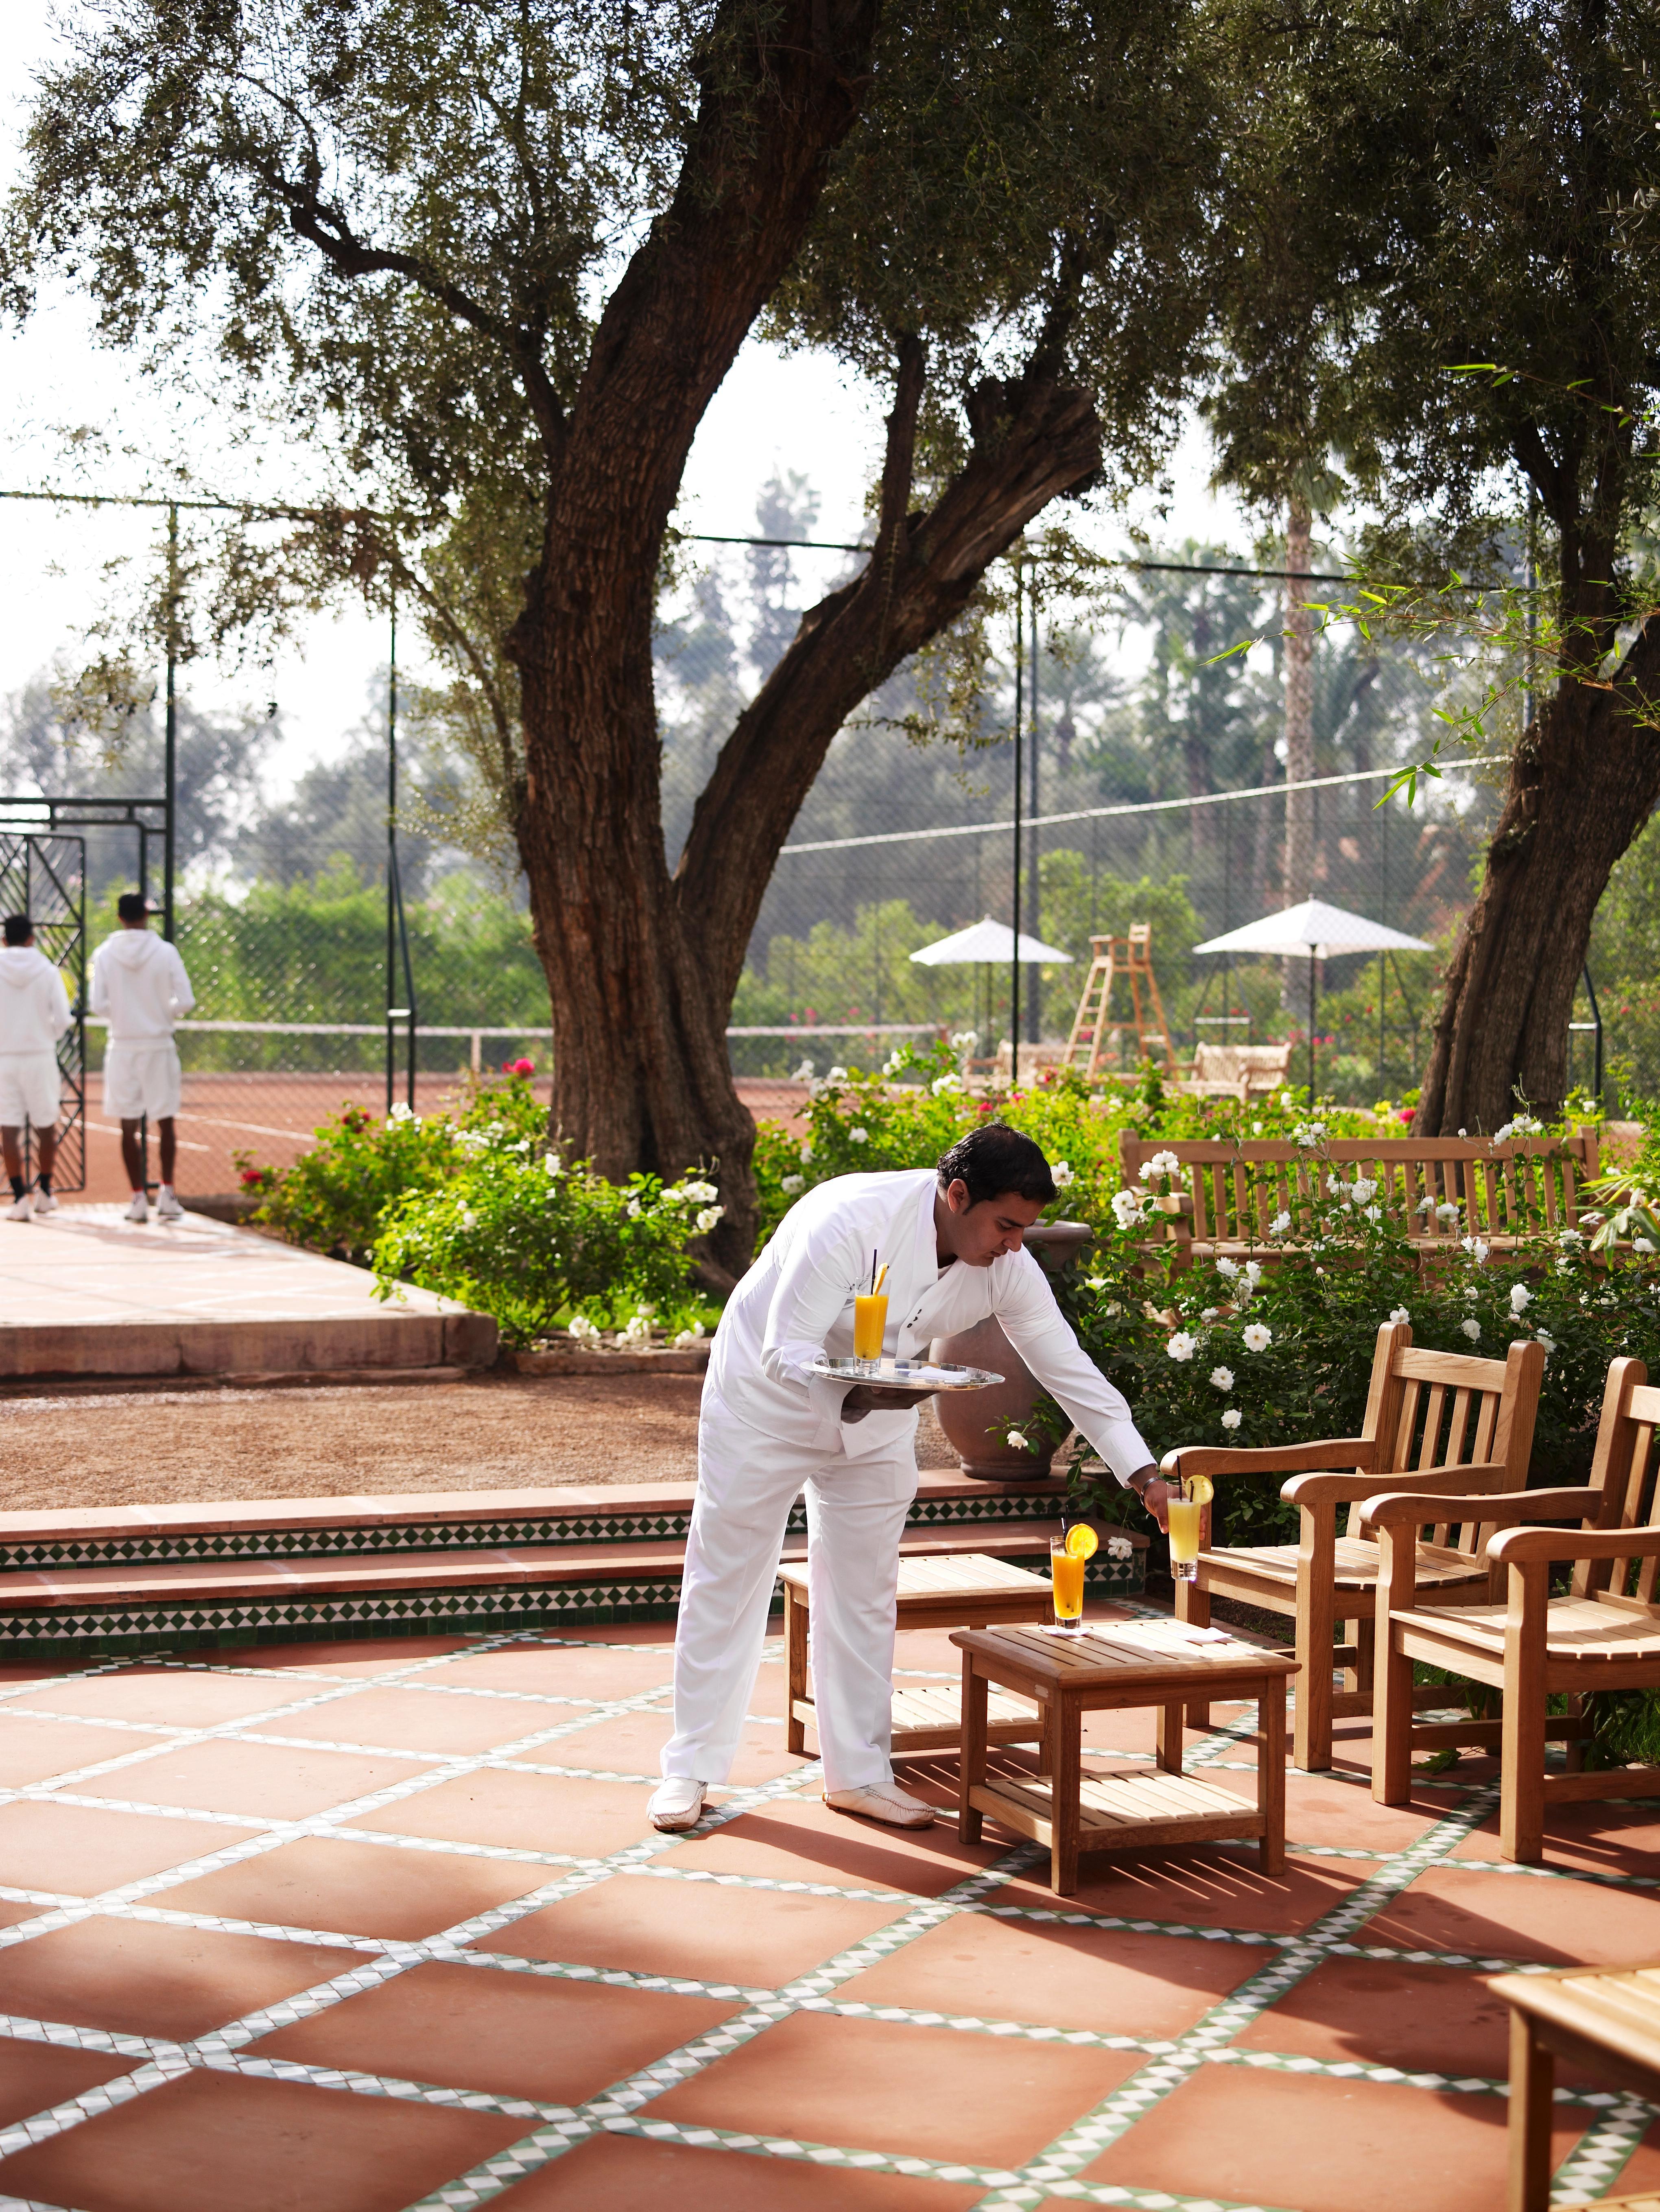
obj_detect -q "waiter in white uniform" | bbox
[649,1123,1175,1834]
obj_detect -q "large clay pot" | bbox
[931,1221,1094,1480]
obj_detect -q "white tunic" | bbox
[90,931,194,1043]
[705,1167,1151,1481]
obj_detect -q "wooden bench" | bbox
[1119,1126,1601,1262]
[1180,1041,1295,1101]
[1495,1961,1660,2210]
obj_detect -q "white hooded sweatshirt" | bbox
[90,930,195,1044]
[0,949,71,1060]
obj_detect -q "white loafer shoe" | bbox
[155,1189,184,1220]
[823,1781,936,1829]
[648,1777,707,1832]
[5,1196,28,1222]
[124,1193,148,1222]
[31,1190,57,1216]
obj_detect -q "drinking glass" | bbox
[1166,1478,1204,1582]
[852,1292,888,1368]
[1049,1535,1085,1634]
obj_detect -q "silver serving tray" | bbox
[809,1356,1004,1390]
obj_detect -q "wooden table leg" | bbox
[1050,1691,1082,1896]
[1155,1699,1184,1773]
[784,1584,808,1756]
[1506,2009,1554,2212]
[958,1652,988,1845]
[1035,1691,1052,1776]
[1257,1675,1286,1878]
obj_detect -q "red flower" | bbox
[1398,1106,1415,1123]
[512,1057,535,1076]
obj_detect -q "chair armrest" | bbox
[1360,1485,1602,1532]
[1487,1523,1660,1566]
[1161,1439,1374,1482]
[1291,1461,1532,1510]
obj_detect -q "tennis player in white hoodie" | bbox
[89,893,195,1222]
[0,915,70,1221]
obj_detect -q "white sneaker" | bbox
[124,1192,148,1223]
[648,1777,707,1832]
[5,1195,28,1222]
[823,1781,936,1829]
[155,1188,184,1220]
[32,1190,57,1216]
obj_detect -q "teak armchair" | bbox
[1164,1321,1545,1771]
[1367,1357,1660,1862]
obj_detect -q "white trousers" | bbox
[662,1395,917,1795]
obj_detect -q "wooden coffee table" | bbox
[1494,1963,1660,2211]
[782,1552,1055,1758]
[952,1619,1299,1895]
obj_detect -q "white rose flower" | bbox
[1365,1205,1382,1222]
[799,1141,814,1163]
[1416,1195,1435,1215]
[1103,1301,1123,1317]
[1326,1174,1344,1197]
[694,1206,725,1234]
[1006,1428,1033,1451]
[950,1029,979,1053]
[1436,1201,1461,1222]
[1166,1331,1198,1362]
[459,1207,477,1229]
[1085,1274,1107,1290]
[1210,1365,1235,1390]
[542,1152,563,1175]
[1251,1121,1264,1134]
[1509,1283,1533,1312]
[931,1072,962,1095]
[1051,1160,1075,1187]
[626,1198,642,1219]
[389,1102,413,1123]
[1147,1149,1182,1178]
[1245,1261,1263,1283]
[1279,1090,1294,1106]
[1215,1257,1240,1278]
[1107,1534,1134,1560]
[826,1065,849,1083]
[780,1174,805,1193]
[1536,1331,1557,1355]
[790,1057,815,1084]
[1201,1307,1219,1322]
[1560,1228,1585,1247]
[1221,1408,1243,1430]
[568,1315,601,1344]
[1242,1322,1273,1352]
[1352,1178,1378,1203]
[1638,1238,1658,1255]
[848,1127,869,1144]
[1461,1235,1491,1264]
[1111,1189,1144,1229]
[1461,1318,1482,1341]
[1389,1306,1411,1325]
[1270,1211,1293,1235]
[883,1050,905,1076]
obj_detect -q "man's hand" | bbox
[841,1381,938,1421]
[1126,1464,1177,1532]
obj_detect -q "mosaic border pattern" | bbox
[0,1612,1648,2212]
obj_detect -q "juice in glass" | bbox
[1049,1537,1086,1633]
[1166,1478,1208,1581]
[852,1293,888,1365]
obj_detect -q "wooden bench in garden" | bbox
[1118,1125,1601,1261]
[1367,1356,1660,1862]
[1165,1321,1547,1771]
[1180,1040,1295,1101]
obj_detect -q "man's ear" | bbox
[947,1177,972,1215]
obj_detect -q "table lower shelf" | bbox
[793,1682,1042,1755]
[970,1767,1263,1855]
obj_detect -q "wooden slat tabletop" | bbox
[779,1551,1051,1601]
[952,1620,1299,1687]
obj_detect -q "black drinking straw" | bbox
[870,1249,878,1296]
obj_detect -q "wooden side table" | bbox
[1494,1964,1660,2212]
[782,1552,1055,1758]
[952,1620,1299,1895]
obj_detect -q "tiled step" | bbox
[0,1469,1143,1655]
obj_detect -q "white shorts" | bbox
[0,1054,60,1129]
[103,1042,182,1120]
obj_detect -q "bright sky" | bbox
[0,5,1252,802]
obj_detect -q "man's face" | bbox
[941,1179,1045,1266]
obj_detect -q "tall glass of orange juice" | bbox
[1166,1473,1210,1582]
[1049,1536,1086,1634]
[852,1292,888,1366]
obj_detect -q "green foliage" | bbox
[372,1145,717,1350]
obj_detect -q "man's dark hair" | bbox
[116,892,150,924]
[2,916,31,948]
[936,1123,1055,1207]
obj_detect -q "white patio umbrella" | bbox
[1190,898,1431,1096]
[910,917,1072,1064]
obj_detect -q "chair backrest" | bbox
[1348,1323,1546,1555]
[1117,1129,1601,1249]
[1575,1358,1660,1599]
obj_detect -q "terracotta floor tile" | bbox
[0,2066,527,2212]
[1234,1954,1527,2079]
[103,1738,427,1820]
[835,1910,1267,2034]
[1075,2063,1584,2212]
[424,1644,676,1699]
[481,1869,908,1986]
[1199,1764,1450,1851]
[1449,1797,1660,1875]
[658,1793,1007,1898]
[248,1959,738,2103]
[353,1767,655,1857]
[0,1800,260,1895]
[495,2131,987,2210]
[1365,1864,1660,1965]
[0,1713,150,1787]
[271,1684,554,1756]
[0,1916,368,2040]
[649,2009,1136,2166]
[201,1636,475,1676]
[11,1666,316,1729]
[151,1835,546,1941]
[0,2036,136,2127]
[523,1707,809,1787]
[994,1846,1371,1933]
